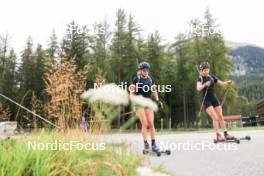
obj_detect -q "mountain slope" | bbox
[228,44,264,102]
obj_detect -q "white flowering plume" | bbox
[81,83,159,111]
[81,83,129,106]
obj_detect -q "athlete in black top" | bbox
[130,62,162,152]
[132,74,154,98]
[197,75,220,109]
[196,61,236,141]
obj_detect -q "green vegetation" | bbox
[0,131,143,176]
[230,45,264,103]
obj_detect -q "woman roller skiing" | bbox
[197,61,236,142]
[130,62,163,153]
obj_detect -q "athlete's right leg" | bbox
[136,108,149,148]
[214,105,235,139]
[206,106,224,141]
[214,106,227,131]
[145,109,155,140]
[206,106,220,133]
[145,109,160,152]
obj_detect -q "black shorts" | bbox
[203,95,220,109]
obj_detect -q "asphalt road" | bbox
[102,130,264,176]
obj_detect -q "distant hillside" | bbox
[228,44,264,102]
[230,45,264,75]
[225,41,254,49]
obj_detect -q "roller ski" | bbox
[239,135,251,141]
[213,132,240,144]
[142,142,171,157]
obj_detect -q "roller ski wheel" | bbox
[142,149,161,157]
[234,138,240,144]
[165,150,171,155]
[245,136,251,140]
[157,152,161,157]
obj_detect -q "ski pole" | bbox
[0,92,60,129]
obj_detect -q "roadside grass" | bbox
[0,130,143,176]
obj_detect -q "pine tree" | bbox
[0,33,10,93]
[110,9,128,83]
[62,21,90,70]
[1,49,18,101]
[171,33,191,128]
[46,29,59,61]
[125,14,141,79]
[18,37,35,109]
[110,9,141,83]
[0,34,18,120]
[34,44,47,100]
[91,20,111,68]
[87,20,112,88]
[143,31,165,81]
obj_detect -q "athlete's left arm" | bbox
[217,79,234,86]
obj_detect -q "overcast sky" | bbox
[1,0,264,54]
